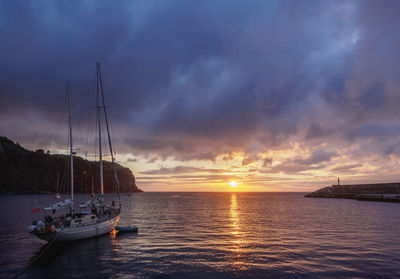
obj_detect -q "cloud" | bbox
[139,166,223,175]
[1,1,400,190]
[331,163,362,173]
[261,149,337,175]
[242,154,260,166]
[146,156,160,164]
[0,1,354,150]
[265,164,327,175]
[126,157,137,163]
[306,123,331,140]
[293,149,337,165]
[262,158,273,167]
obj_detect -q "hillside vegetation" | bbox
[0,137,142,194]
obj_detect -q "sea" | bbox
[1,192,400,278]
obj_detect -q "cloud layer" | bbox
[1,1,400,190]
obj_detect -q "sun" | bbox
[230,181,238,187]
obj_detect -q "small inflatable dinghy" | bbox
[115,226,138,233]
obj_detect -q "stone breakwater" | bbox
[305,182,400,203]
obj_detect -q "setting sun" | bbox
[230,181,238,187]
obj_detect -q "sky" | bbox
[1,0,400,192]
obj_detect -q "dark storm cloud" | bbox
[1,0,400,164]
[319,1,400,138]
[305,123,332,140]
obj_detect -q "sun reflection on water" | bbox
[110,229,122,261]
[230,194,239,235]
[229,193,248,270]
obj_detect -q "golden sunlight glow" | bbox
[133,147,375,192]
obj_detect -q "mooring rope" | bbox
[11,234,60,279]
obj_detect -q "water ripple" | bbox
[1,193,400,278]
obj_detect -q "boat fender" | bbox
[37,220,45,229]
[28,225,37,232]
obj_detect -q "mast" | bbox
[97,62,121,206]
[96,63,104,194]
[67,81,74,202]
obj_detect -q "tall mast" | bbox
[67,81,74,201]
[96,63,104,194]
[98,63,121,206]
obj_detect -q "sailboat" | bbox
[28,63,121,242]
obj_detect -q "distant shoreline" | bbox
[305,182,400,203]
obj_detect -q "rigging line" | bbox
[60,153,68,195]
[86,107,97,158]
[75,81,91,157]
[73,94,84,158]
[60,93,69,152]
[85,71,97,158]
[51,89,67,197]
[51,89,69,159]
[94,75,99,162]
[84,72,97,158]
[91,67,98,160]
[94,106,98,161]
[87,109,92,158]
[98,63,121,206]
[10,234,60,279]
[86,106,96,159]
[107,106,118,157]
[92,103,98,158]
[96,64,104,194]
[56,90,69,147]
[53,93,66,153]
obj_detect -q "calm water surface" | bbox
[1,192,400,278]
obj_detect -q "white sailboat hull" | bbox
[35,214,120,242]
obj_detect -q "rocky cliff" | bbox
[0,136,142,194]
